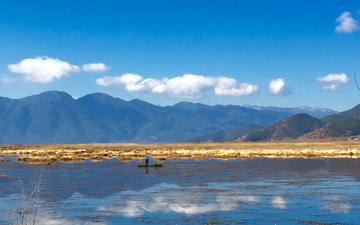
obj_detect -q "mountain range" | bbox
[0,91,340,144]
[0,91,347,144]
[190,102,360,143]
[0,90,305,144]
[236,113,327,142]
[242,105,338,118]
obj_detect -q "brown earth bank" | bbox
[0,141,360,163]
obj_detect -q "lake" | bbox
[0,157,359,224]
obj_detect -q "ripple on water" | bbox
[0,158,359,224]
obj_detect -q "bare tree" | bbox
[354,71,360,91]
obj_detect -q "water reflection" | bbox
[322,195,352,213]
[271,196,287,209]
[97,183,259,217]
[1,158,360,224]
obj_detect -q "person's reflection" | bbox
[145,157,149,175]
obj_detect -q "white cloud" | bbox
[335,11,360,33]
[96,73,258,99]
[215,77,258,96]
[7,56,80,83]
[268,79,291,96]
[82,63,110,73]
[316,73,350,91]
[271,196,286,209]
[1,77,17,83]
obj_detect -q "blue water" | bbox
[0,157,359,224]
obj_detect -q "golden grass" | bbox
[0,141,359,163]
[0,174,13,177]
[17,156,58,163]
[60,155,86,162]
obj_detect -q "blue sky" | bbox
[1,0,360,111]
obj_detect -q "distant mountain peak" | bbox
[297,106,336,112]
[38,90,72,98]
[172,102,218,112]
[20,90,74,104]
[80,92,116,99]
[130,98,153,104]
[77,93,125,105]
[242,105,338,118]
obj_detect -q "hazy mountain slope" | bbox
[239,113,327,142]
[321,103,360,123]
[76,93,151,142]
[134,102,292,143]
[0,91,88,144]
[18,91,89,143]
[0,96,29,143]
[243,105,338,118]
[188,124,262,143]
[300,113,360,140]
[174,102,291,128]
[223,124,262,141]
[328,114,360,136]
[187,130,226,143]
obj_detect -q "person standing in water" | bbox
[145,158,149,166]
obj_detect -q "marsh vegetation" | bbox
[0,141,359,163]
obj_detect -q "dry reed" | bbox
[0,158,10,162]
[0,141,359,163]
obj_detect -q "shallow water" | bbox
[0,157,360,224]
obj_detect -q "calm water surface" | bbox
[0,157,360,224]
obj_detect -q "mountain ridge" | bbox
[0,91,342,144]
[236,113,327,142]
[242,105,338,118]
[1,90,317,144]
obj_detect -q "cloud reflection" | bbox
[2,182,355,224]
[322,195,352,213]
[97,183,260,217]
[271,196,286,209]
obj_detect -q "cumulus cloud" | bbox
[96,73,258,99]
[7,56,80,83]
[82,63,111,73]
[316,73,350,91]
[268,79,291,96]
[335,11,360,33]
[215,77,258,96]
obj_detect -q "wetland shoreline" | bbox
[0,141,360,163]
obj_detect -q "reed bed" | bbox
[17,156,58,163]
[0,141,359,163]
